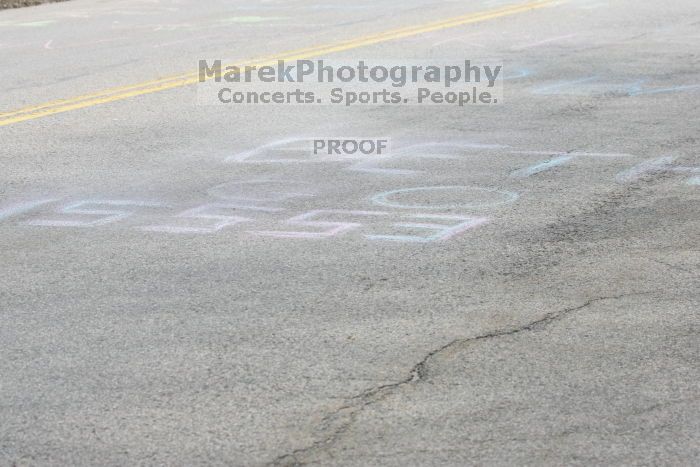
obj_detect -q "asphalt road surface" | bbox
[1,0,699,465]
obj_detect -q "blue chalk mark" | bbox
[688,177,700,186]
[503,68,533,80]
[511,155,574,178]
[371,186,518,210]
[532,76,598,95]
[630,84,700,96]
[615,156,676,183]
[0,199,57,222]
[621,79,646,95]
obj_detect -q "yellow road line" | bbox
[0,0,560,127]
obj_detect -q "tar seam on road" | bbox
[0,0,561,127]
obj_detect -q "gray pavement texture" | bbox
[1,0,699,465]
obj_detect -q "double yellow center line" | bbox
[0,0,559,127]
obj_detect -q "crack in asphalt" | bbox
[269,291,656,466]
